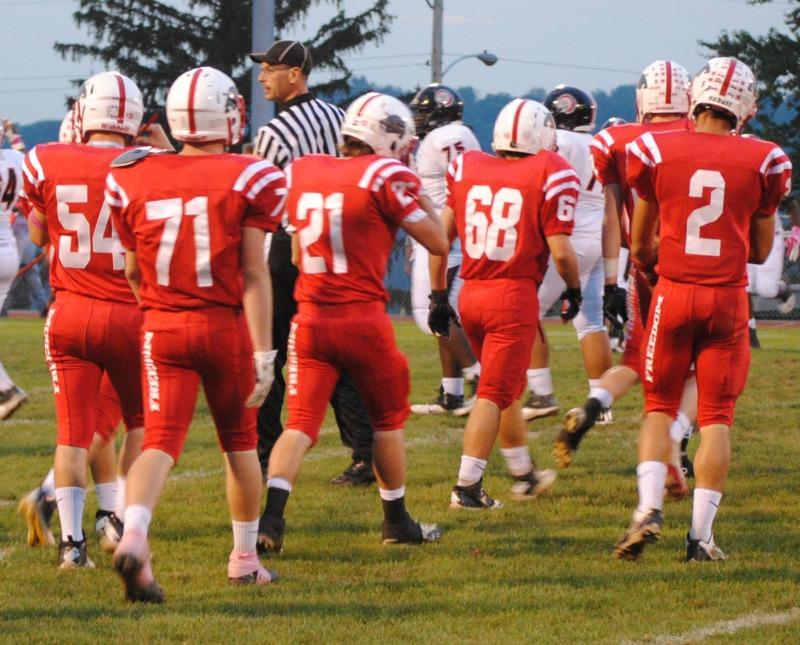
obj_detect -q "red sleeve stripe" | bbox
[234,160,275,191]
[767,161,792,176]
[545,180,580,201]
[759,147,790,175]
[357,157,398,189]
[114,73,127,125]
[370,163,414,192]
[543,168,578,193]
[627,140,654,168]
[640,132,662,164]
[267,191,288,219]
[245,170,285,200]
[22,148,44,186]
[597,129,615,147]
[104,173,129,207]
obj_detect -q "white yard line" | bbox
[626,607,800,644]
[0,547,14,561]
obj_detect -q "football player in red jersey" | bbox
[258,92,446,553]
[556,61,697,488]
[430,98,581,509]
[107,67,285,601]
[615,58,791,561]
[21,73,146,569]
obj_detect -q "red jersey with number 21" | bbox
[445,150,578,282]
[627,131,791,287]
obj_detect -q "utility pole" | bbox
[251,0,275,137]
[431,0,443,83]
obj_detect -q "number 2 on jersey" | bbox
[296,192,348,274]
[685,169,724,257]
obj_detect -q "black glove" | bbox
[603,284,628,331]
[560,287,582,322]
[428,290,460,338]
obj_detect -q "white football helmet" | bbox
[58,109,78,144]
[341,92,415,159]
[167,67,245,145]
[492,98,557,156]
[635,60,691,121]
[690,57,757,132]
[76,71,144,141]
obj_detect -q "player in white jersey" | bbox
[408,84,481,415]
[520,86,614,422]
[0,120,28,419]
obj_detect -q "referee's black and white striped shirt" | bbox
[253,93,345,169]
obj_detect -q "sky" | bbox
[0,0,791,124]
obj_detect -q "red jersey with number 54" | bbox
[107,154,285,311]
[21,143,136,304]
[287,154,426,305]
[445,150,578,282]
[627,130,792,287]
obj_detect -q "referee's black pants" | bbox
[256,229,374,475]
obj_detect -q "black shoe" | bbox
[685,532,728,562]
[57,536,95,569]
[614,509,663,561]
[679,437,694,479]
[330,460,376,486]
[256,515,285,555]
[410,386,465,415]
[95,510,124,553]
[554,397,603,467]
[382,515,442,545]
[749,326,761,349]
[450,478,503,509]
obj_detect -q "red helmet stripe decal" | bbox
[719,59,737,97]
[665,61,673,104]
[187,68,204,134]
[510,99,527,146]
[114,74,126,125]
[357,93,381,116]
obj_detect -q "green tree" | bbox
[702,0,799,175]
[55,0,393,114]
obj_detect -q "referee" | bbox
[249,40,375,488]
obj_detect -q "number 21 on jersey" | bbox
[296,192,348,274]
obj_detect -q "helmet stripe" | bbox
[510,99,527,147]
[719,59,737,97]
[665,61,672,104]
[357,92,381,116]
[187,68,204,134]
[114,74,126,125]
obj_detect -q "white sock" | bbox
[690,488,722,542]
[669,412,692,443]
[442,377,464,397]
[0,361,12,390]
[589,386,614,410]
[55,486,85,542]
[588,378,602,398]
[463,361,481,379]
[116,476,127,517]
[124,504,152,536]
[379,486,406,501]
[457,455,487,487]
[95,481,117,513]
[41,469,56,497]
[500,446,532,477]
[683,423,694,441]
[267,477,292,492]
[635,461,667,513]
[527,368,554,396]
[231,519,259,554]
[748,317,756,330]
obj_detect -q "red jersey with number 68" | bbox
[627,130,792,287]
[287,154,426,305]
[445,150,578,282]
[107,154,285,311]
[21,143,136,304]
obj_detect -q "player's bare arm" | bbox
[290,232,300,266]
[242,226,274,353]
[27,207,49,247]
[602,183,623,284]
[546,233,580,290]
[630,197,659,271]
[749,213,777,264]
[124,250,142,302]
[427,204,457,291]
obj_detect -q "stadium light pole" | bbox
[431,0,444,83]
[251,0,275,137]
[442,51,498,78]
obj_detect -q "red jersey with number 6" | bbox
[287,154,426,305]
[627,130,792,287]
[445,150,578,282]
[21,143,136,304]
[107,154,285,311]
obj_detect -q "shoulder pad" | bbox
[111,146,173,168]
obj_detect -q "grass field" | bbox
[0,318,798,643]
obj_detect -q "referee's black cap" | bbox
[250,40,313,76]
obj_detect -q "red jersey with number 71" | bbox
[107,154,285,311]
[286,154,426,305]
[21,143,136,304]
[445,150,578,282]
[627,130,792,287]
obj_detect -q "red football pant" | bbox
[641,278,750,427]
[140,307,256,462]
[94,372,124,442]
[286,301,410,444]
[45,291,143,449]
[459,279,539,410]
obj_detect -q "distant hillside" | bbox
[17,120,60,147]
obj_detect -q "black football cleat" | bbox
[686,533,728,562]
[330,459,376,486]
[256,515,285,555]
[382,515,442,545]
[450,478,503,510]
[555,397,603,467]
[57,537,95,569]
[614,509,663,561]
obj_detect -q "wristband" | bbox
[603,257,619,281]
[28,210,46,232]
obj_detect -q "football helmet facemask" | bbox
[409,84,464,138]
[544,85,597,133]
[492,98,557,156]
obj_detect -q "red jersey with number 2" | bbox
[627,131,791,287]
[287,154,426,305]
[22,143,135,304]
[445,150,578,282]
[107,154,285,311]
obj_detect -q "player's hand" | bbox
[603,284,627,331]
[135,122,175,151]
[245,349,278,408]
[786,225,800,263]
[560,287,582,322]
[428,289,460,338]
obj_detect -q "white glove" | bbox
[245,350,277,408]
